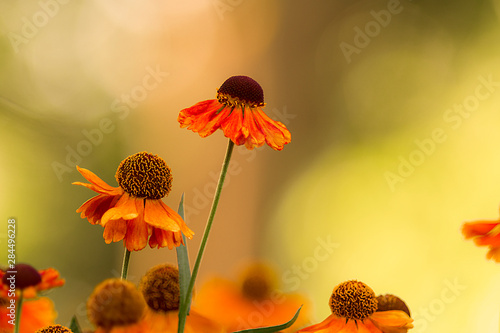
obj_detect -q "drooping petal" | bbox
[144,199,181,232]
[101,193,139,227]
[103,219,127,244]
[178,99,228,137]
[251,108,291,151]
[473,232,500,247]
[369,310,413,333]
[159,201,194,239]
[76,193,122,225]
[73,166,122,195]
[462,221,499,238]
[149,229,180,250]
[297,314,345,332]
[241,106,266,149]
[486,246,500,262]
[220,107,248,145]
[124,201,151,251]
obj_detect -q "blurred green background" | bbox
[1,0,500,332]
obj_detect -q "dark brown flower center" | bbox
[240,263,277,301]
[115,152,172,200]
[376,294,411,317]
[2,264,41,290]
[217,75,265,108]
[329,280,378,321]
[139,264,180,312]
[87,279,146,329]
[35,325,73,333]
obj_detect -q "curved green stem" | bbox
[121,248,131,279]
[14,291,23,333]
[178,139,235,332]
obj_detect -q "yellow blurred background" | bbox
[1,0,500,332]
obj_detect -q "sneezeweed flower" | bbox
[0,297,57,333]
[462,213,500,263]
[73,152,194,252]
[139,264,224,333]
[35,325,73,333]
[87,278,148,333]
[0,264,65,299]
[376,294,411,317]
[195,262,310,332]
[298,280,413,333]
[178,75,291,151]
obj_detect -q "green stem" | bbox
[121,248,131,279]
[178,139,235,333]
[14,291,23,333]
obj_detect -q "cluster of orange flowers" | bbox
[3,75,498,333]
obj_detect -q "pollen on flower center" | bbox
[217,75,265,108]
[329,280,378,321]
[115,152,172,200]
[139,264,180,312]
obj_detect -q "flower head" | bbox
[195,262,310,332]
[462,214,500,262]
[73,152,194,252]
[0,297,57,333]
[35,325,73,333]
[87,278,148,333]
[0,264,64,299]
[178,75,291,151]
[139,264,224,333]
[298,280,413,333]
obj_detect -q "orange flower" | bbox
[194,262,310,332]
[298,281,413,333]
[139,264,225,333]
[87,278,149,333]
[0,297,57,333]
[73,152,194,252]
[462,217,500,262]
[0,264,64,299]
[178,75,291,151]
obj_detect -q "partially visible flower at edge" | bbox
[73,152,194,252]
[0,265,65,299]
[462,216,500,263]
[139,264,225,333]
[194,261,310,332]
[178,75,291,151]
[0,297,57,333]
[35,324,73,333]
[298,280,413,333]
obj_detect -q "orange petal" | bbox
[220,107,247,145]
[144,199,181,232]
[251,109,291,151]
[101,193,139,227]
[473,232,500,247]
[241,106,266,149]
[298,314,345,332]
[462,221,499,238]
[370,310,413,333]
[103,219,127,243]
[178,100,228,137]
[159,201,194,239]
[73,166,122,195]
[76,193,121,225]
[124,202,150,251]
[486,246,500,262]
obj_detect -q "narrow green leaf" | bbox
[69,315,82,333]
[176,193,192,332]
[232,305,303,333]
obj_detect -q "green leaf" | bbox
[69,315,82,333]
[232,305,303,333]
[176,193,192,332]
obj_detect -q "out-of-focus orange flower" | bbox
[0,297,57,333]
[195,262,310,332]
[0,264,64,299]
[298,281,413,333]
[178,75,291,151]
[73,152,194,252]
[87,278,149,333]
[462,217,500,263]
[139,264,225,333]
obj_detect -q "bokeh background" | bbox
[1,0,500,332]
